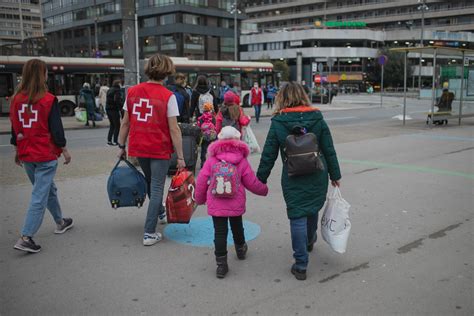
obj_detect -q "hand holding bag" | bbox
[243,125,261,154]
[321,187,351,254]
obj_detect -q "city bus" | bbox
[0,56,277,116]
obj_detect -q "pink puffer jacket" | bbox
[195,139,268,217]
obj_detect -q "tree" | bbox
[368,49,412,88]
[272,60,290,82]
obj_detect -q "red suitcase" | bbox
[166,169,197,224]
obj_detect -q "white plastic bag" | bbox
[321,187,351,254]
[243,126,261,154]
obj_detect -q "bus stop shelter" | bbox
[390,46,474,126]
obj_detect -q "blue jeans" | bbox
[138,158,170,234]
[22,160,63,237]
[289,213,319,270]
[254,104,262,122]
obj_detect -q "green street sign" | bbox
[325,21,367,28]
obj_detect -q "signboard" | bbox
[290,40,303,47]
[312,62,317,72]
[468,69,474,96]
[325,21,367,28]
[378,55,388,66]
[318,63,324,73]
[314,75,328,83]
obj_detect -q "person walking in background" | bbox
[256,82,341,281]
[197,102,217,168]
[266,83,277,110]
[249,82,264,123]
[79,83,96,127]
[190,75,218,120]
[167,73,190,123]
[195,126,268,278]
[216,91,250,136]
[10,59,73,253]
[106,80,123,146]
[219,80,230,104]
[117,53,185,246]
[98,81,109,118]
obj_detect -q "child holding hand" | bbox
[195,126,268,279]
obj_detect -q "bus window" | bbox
[0,73,14,97]
[230,73,241,94]
[241,72,257,91]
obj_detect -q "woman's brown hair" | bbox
[226,104,241,121]
[274,82,311,113]
[14,59,48,105]
[144,53,175,81]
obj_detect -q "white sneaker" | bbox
[143,232,162,246]
[158,213,167,225]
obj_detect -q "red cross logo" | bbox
[132,98,153,122]
[18,104,38,128]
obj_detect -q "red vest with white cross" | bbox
[126,82,174,159]
[10,92,62,162]
[251,87,263,106]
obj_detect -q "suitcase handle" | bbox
[112,158,141,174]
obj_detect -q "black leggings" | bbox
[106,109,121,143]
[212,216,245,257]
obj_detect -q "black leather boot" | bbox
[216,255,228,279]
[235,243,248,260]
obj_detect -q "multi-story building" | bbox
[0,0,43,49]
[241,0,474,86]
[41,0,243,61]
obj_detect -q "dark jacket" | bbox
[167,83,190,123]
[106,85,123,111]
[257,107,341,219]
[190,85,218,119]
[79,88,95,113]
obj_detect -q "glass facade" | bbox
[42,0,241,60]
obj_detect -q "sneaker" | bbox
[54,218,74,234]
[158,212,167,225]
[107,141,114,146]
[14,237,41,253]
[291,264,307,281]
[143,232,162,246]
[112,142,119,146]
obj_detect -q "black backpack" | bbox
[284,126,323,177]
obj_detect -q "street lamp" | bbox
[230,1,242,61]
[418,0,429,91]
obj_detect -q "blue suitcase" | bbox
[107,159,147,209]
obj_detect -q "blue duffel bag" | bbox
[107,158,147,209]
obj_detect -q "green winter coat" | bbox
[256,107,341,219]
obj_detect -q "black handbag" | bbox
[284,126,323,177]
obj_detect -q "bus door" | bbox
[0,73,15,114]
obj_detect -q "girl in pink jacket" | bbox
[195,126,268,279]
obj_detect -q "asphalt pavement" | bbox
[1,99,473,315]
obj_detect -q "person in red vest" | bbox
[10,59,73,253]
[249,82,264,123]
[117,53,185,246]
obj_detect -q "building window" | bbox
[183,14,201,25]
[184,34,204,50]
[139,0,175,8]
[221,37,234,53]
[161,35,176,50]
[142,17,158,27]
[142,36,159,57]
[160,14,175,25]
[182,0,208,7]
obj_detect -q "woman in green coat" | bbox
[256,82,341,280]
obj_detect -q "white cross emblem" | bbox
[132,98,153,122]
[18,104,38,128]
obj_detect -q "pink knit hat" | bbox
[223,91,240,105]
